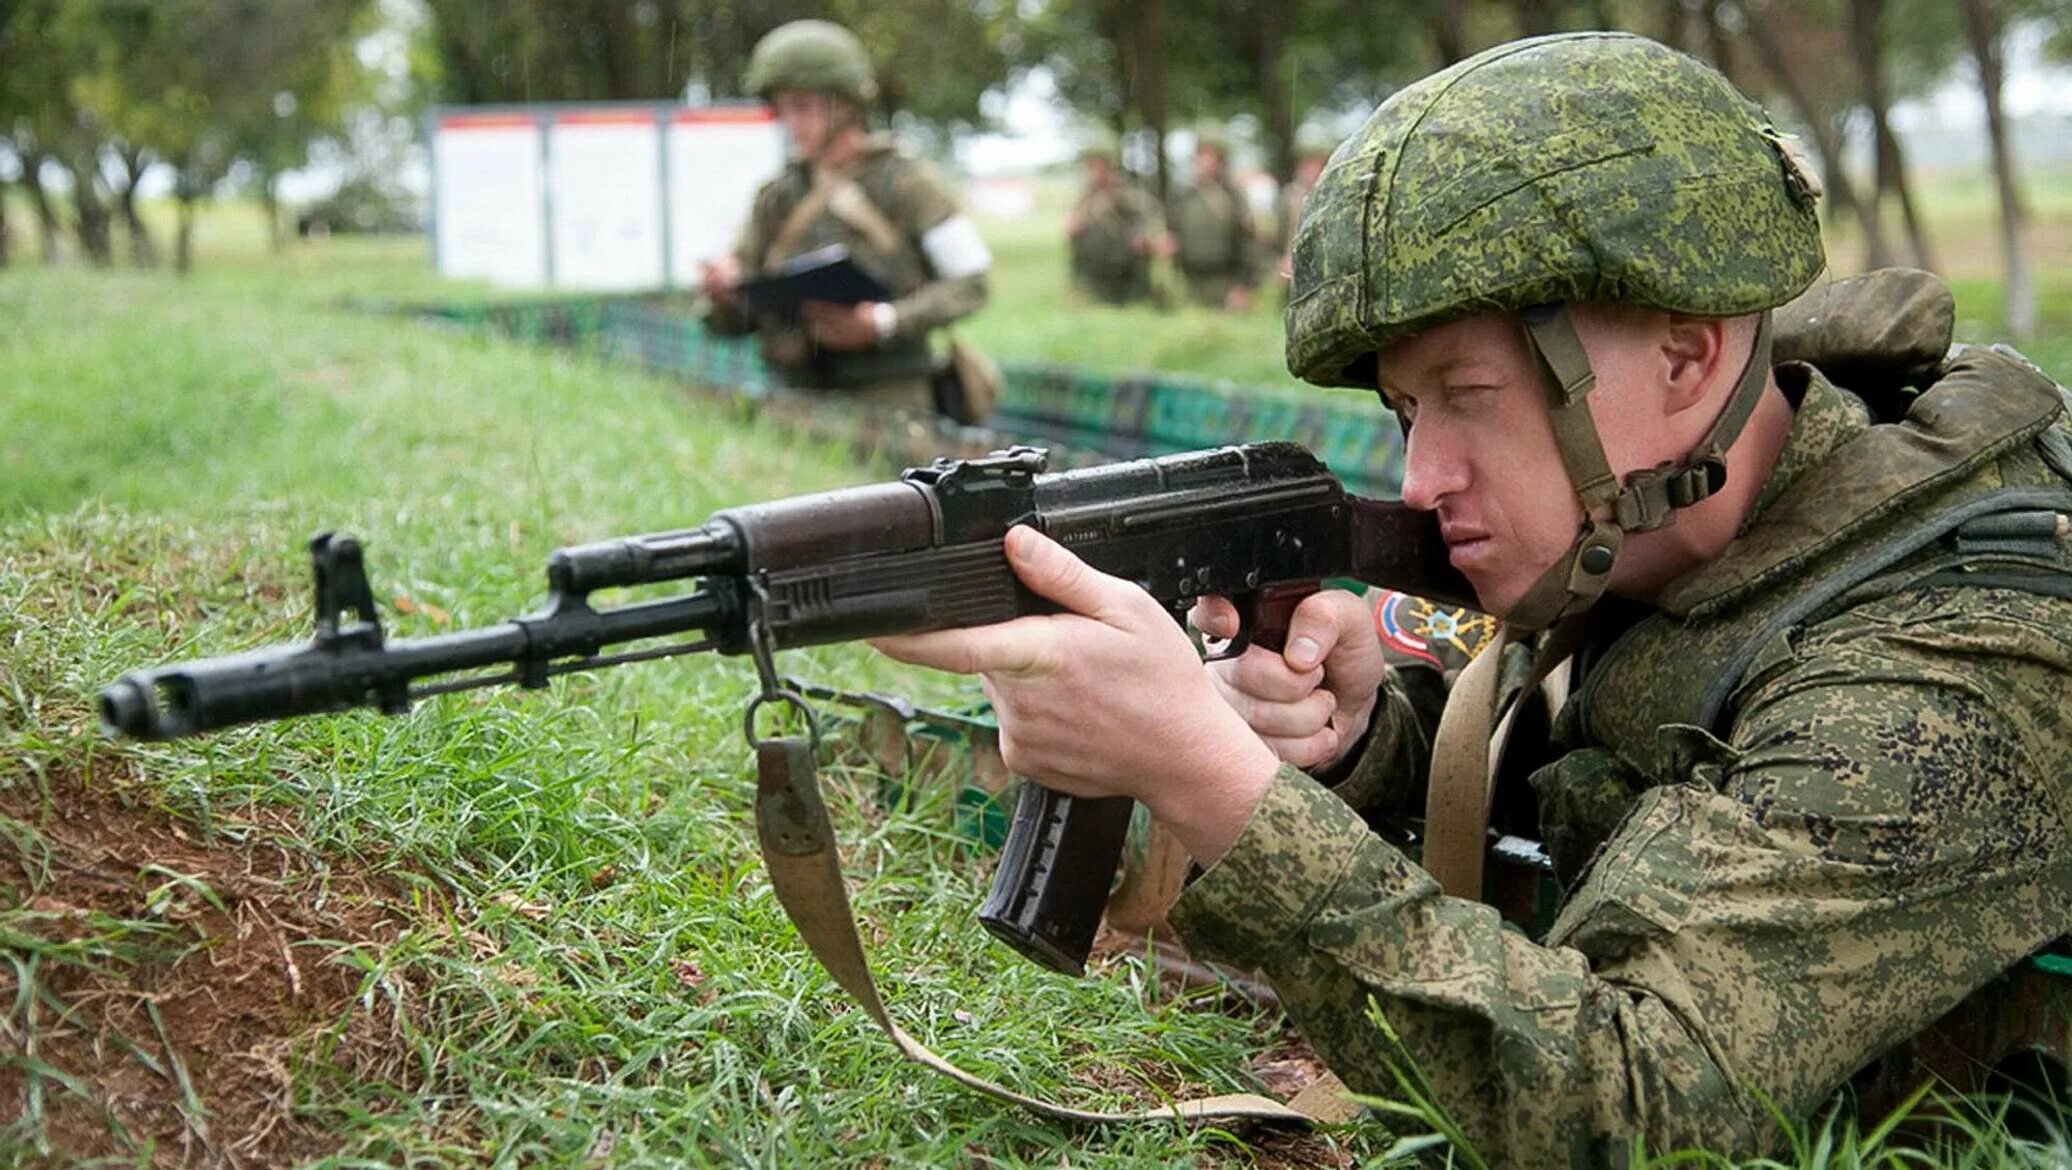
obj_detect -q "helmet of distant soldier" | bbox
[1293,125,1338,161]
[1191,121,1233,158]
[1080,128,1122,162]
[745,20,878,106]
[1285,32,1824,389]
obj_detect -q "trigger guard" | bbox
[1201,620,1254,663]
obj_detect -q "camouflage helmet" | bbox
[1287,34,1826,629]
[1286,32,1822,389]
[745,20,877,105]
[1192,121,1233,158]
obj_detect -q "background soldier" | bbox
[1065,130,1163,307]
[878,33,2072,1164]
[1273,126,1336,296]
[1165,122,1260,312]
[698,20,991,413]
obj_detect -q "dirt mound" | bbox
[0,764,418,1166]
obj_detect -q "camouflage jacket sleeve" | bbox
[885,158,989,340]
[1169,585,2072,1166]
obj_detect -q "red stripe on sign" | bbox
[673,107,774,125]
[438,113,538,131]
[556,110,660,126]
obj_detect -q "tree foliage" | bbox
[418,1,1015,131]
[0,0,374,269]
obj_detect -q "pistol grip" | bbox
[1207,579,1320,662]
[978,783,1133,976]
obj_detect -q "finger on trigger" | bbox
[1189,595,1239,639]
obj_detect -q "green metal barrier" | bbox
[420,295,1404,496]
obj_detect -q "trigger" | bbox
[1202,617,1254,663]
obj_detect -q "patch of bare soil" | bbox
[0,764,419,1167]
[1078,928,1360,1167]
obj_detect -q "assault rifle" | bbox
[101,442,1473,977]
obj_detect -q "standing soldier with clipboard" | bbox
[699,20,994,418]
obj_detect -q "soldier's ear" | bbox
[1662,315,1726,417]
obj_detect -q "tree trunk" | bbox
[0,173,10,269]
[1848,0,1936,271]
[19,152,64,265]
[1119,0,1171,203]
[58,151,114,267]
[175,192,197,274]
[1430,0,1469,64]
[1741,0,1884,256]
[1248,2,1294,181]
[1961,0,2032,339]
[1658,0,1694,52]
[116,146,158,268]
[262,171,285,252]
[1699,1,1740,89]
[1513,0,1557,37]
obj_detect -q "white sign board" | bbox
[432,113,547,288]
[548,111,665,291]
[430,103,786,292]
[667,108,786,284]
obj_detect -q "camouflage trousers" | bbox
[777,376,938,416]
[1180,271,1247,308]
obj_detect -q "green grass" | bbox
[3,170,2070,1166]
[0,257,1389,1167]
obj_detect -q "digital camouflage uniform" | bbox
[1166,33,2072,1166]
[706,138,987,410]
[704,21,988,413]
[1168,128,1261,307]
[1069,176,1163,307]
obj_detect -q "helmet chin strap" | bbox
[1501,305,1776,630]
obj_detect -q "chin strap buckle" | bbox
[1614,452,1729,533]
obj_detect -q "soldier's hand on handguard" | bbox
[802,299,883,351]
[1190,590,1384,772]
[873,526,1280,866]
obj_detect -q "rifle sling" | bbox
[1422,618,1582,901]
[752,735,1353,1127]
[765,166,907,271]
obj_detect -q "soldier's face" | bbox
[770,90,846,158]
[1194,146,1224,180]
[1084,157,1114,187]
[1378,309,1688,617]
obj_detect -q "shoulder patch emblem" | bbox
[1373,589,1497,669]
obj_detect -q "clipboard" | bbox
[738,245,892,320]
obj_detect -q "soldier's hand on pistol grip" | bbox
[872,525,1278,866]
[1191,590,1384,771]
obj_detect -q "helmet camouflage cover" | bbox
[1286,32,1824,388]
[745,19,877,105]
